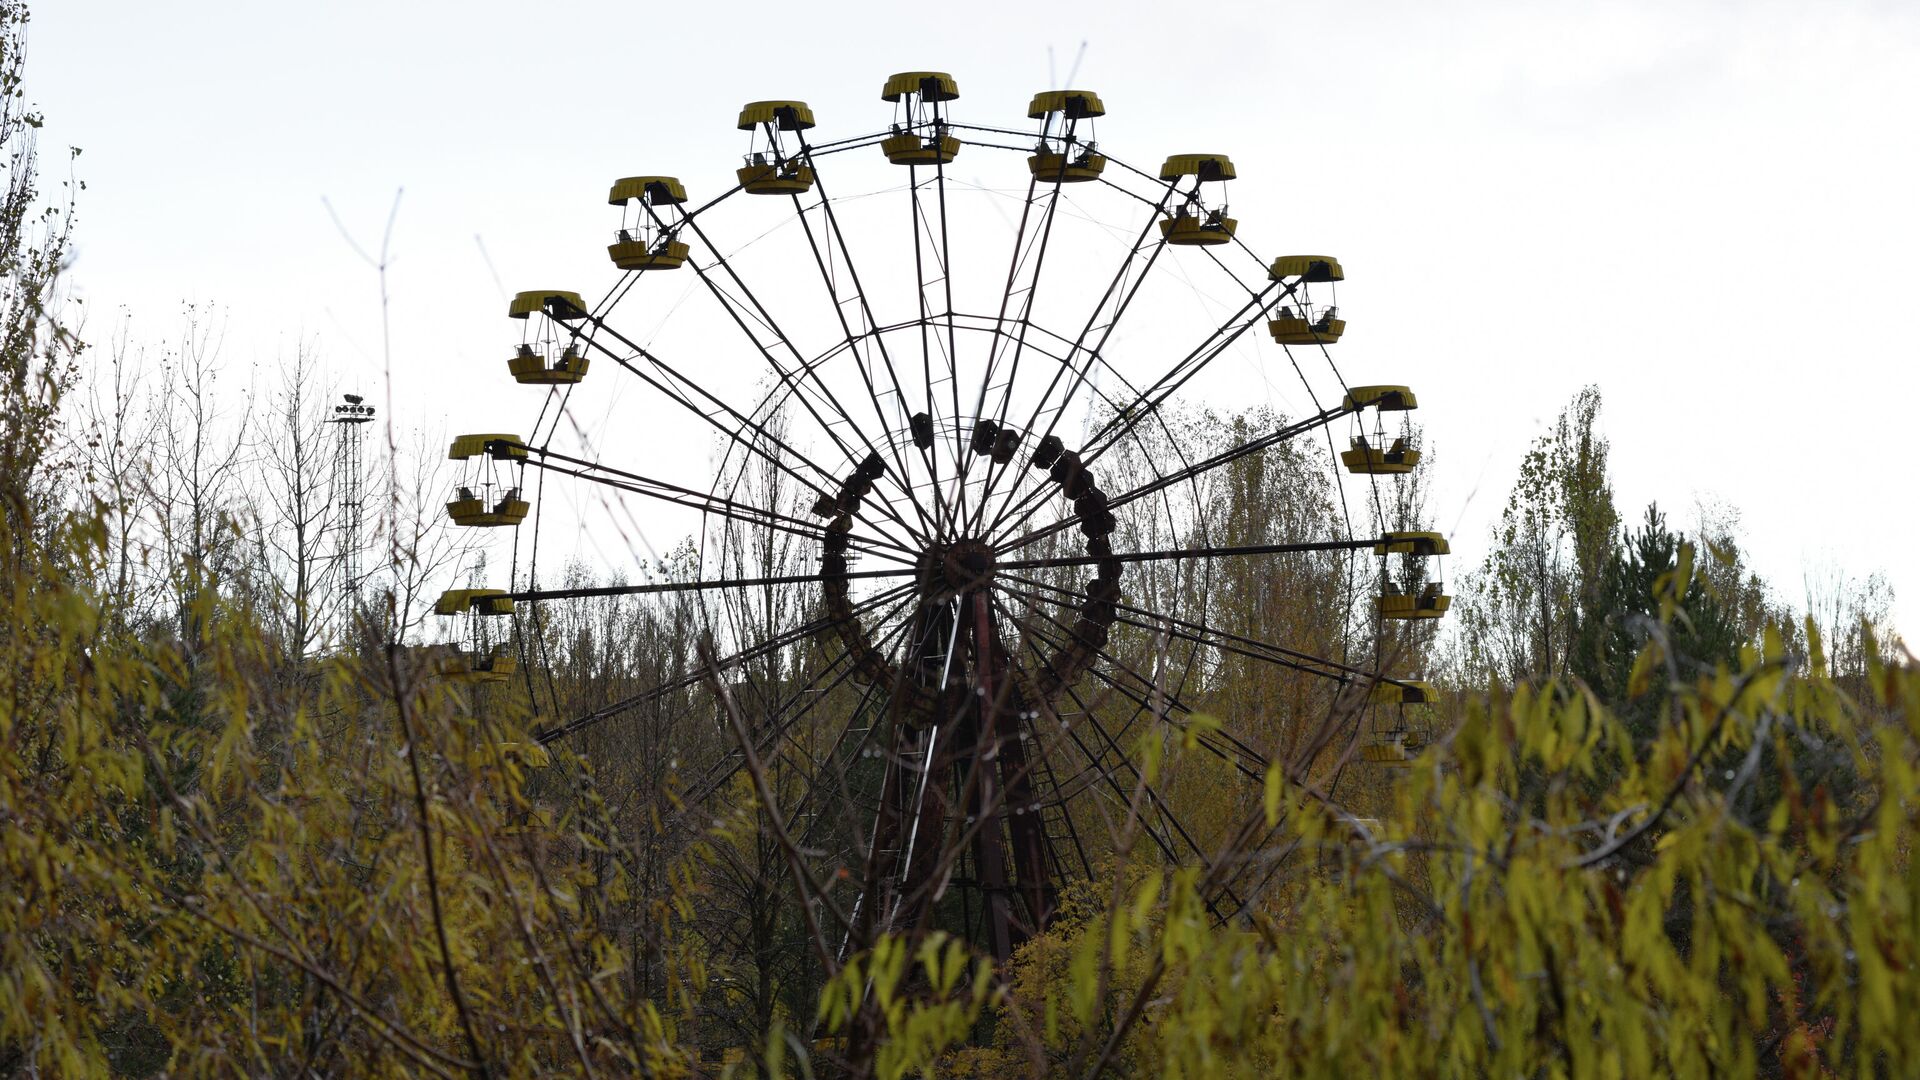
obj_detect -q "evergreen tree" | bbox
[1573,503,1740,734]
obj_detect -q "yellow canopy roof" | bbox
[1374,531,1449,556]
[606,175,687,206]
[434,588,510,616]
[1268,255,1344,283]
[507,290,587,321]
[1027,89,1105,119]
[448,433,527,461]
[1159,154,1235,182]
[1343,385,1419,412]
[736,100,816,131]
[1370,680,1436,705]
[882,71,960,103]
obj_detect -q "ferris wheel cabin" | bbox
[431,589,517,682]
[1374,526,1452,621]
[507,289,592,385]
[1267,255,1346,344]
[446,433,529,527]
[1341,384,1421,473]
[607,176,690,270]
[1362,680,1437,765]
[881,71,961,165]
[1159,154,1237,245]
[737,100,818,194]
[1027,89,1107,183]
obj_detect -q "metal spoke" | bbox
[901,163,957,532]
[534,580,917,743]
[975,179,1179,540]
[990,595,1243,920]
[992,403,1359,555]
[790,131,943,531]
[508,565,924,603]
[994,581,1269,779]
[784,610,930,839]
[999,537,1379,571]
[981,286,1291,547]
[671,209,939,540]
[956,111,1088,540]
[787,190,957,532]
[988,594,1187,866]
[514,442,920,563]
[999,571,1397,688]
[683,591,920,808]
[575,313,926,552]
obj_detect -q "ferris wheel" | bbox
[434,74,1451,960]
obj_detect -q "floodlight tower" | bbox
[329,394,376,618]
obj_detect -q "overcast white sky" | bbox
[30,0,1920,634]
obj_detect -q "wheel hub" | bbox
[917,538,996,597]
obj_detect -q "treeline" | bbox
[67,318,467,664]
[7,4,1919,1075]
[1442,385,1892,694]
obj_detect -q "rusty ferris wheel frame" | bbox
[438,75,1449,964]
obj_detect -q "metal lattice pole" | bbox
[329,394,375,631]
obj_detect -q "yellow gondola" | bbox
[607,176,690,270]
[881,71,961,165]
[446,435,528,527]
[432,590,516,682]
[1268,256,1345,342]
[506,290,592,384]
[1158,154,1237,245]
[1027,89,1107,183]
[736,100,818,194]
[1375,516,1449,619]
[1363,681,1436,765]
